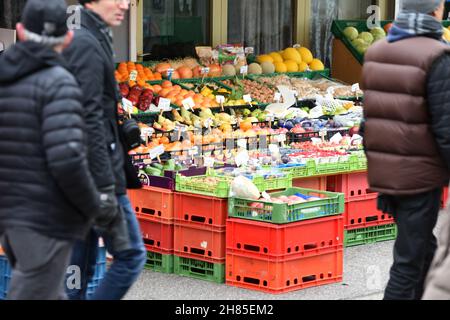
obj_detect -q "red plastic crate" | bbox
[442,186,449,209]
[128,187,174,223]
[174,221,226,262]
[292,176,327,191]
[226,249,343,294]
[327,172,371,199]
[137,216,174,252]
[345,193,394,230]
[174,193,228,228]
[226,216,343,259]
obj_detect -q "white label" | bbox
[293,44,302,49]
[149,145,165,159]
[243,94,252,103]
[327,87,336,95]
[175,124,188,132]
[167,68,175,76]
[244,47,254,54]
[201,67,210,75]
[268,144,280,155]
[324,93,334,100]
[188,148,198,156]
[216,95,226,104]
[266,114,275,122]
[352,83,360,92]
[204,156,215,168]
[261,192,271,201]
[276,134,287,143]
[274,92,282,102]
[204,118,213,128]
[129,70,138,81]
[200,241,208,249]
[158,98,171,111]
[237,139,247,149]
[122,98,134,112]
[182,97,196,110]
[330,132,343,144]
[235,149,249,167]
[141,127,154,137]
[240,66,249,75]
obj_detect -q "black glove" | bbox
[95,185,120,229]
[96,206,132,252]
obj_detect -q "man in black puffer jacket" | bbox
[0,0,101,300]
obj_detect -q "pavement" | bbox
[124,212,448,301]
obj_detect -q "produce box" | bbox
[344,223,397,247]
[144,251,174,274]
[174,256,225,284]
[228,187,345,224]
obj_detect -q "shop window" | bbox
[227,0,294,55]
[142,0,211,60]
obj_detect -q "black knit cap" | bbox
[21,0,69,37]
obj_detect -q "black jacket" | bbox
[64,8,137,195]
[0,41,100,240]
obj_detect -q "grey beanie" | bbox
[402,0,443,14]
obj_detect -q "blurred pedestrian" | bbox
[64,0,146,300]
[0,0,101,300]
[362,0,450,300]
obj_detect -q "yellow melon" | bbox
[297,47,314,64]
[298,61,309,72]
[284,60,299,72]
[309,59,325,71]
[257,55,274,64]
[269,52,284,63]
[274,62,288,73]
[282,48,302,64]
[443,28,450,42]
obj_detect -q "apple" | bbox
[349,126,360,137]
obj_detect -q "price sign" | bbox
[273,92,282,102]
[240,65,248,75]
[182,97,196,110]
[237,139,247,149]
[244,47,254,54]
[201,67,210,75]
[276,134,287,143]
[141,127,154,138]
[129,70,138,81]
[204,156,215,168]
[235,149,249,167]
[122,98,134,113]
[351,83,360,92]
[188,148,198,156]
[243,94,252,103]
[268,144,280,154]
[216,95,226,104]
[158,98,171,111]
[149,145,165,160]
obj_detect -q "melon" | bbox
[248,63,263,74]
[284,60,299,72]
[297,47,314,64]
[358,32,374,44]
[269,52,284,63]
[282,48,302,64]
[274,62,288,73]
[309,59,325,71]
[344,27,359,41]
[222,64,237,76]
[261,61,276,74]
[257,55,274,64]
[298,61,309,72]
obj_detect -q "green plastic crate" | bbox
[174,256,225,284]
[145,251,174,274]
[348,153,368,171]
[344,224,397,248]
[228,187,345,224]
[314,157,353,176]
[331,20,393,64]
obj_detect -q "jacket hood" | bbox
[0,41,67,84]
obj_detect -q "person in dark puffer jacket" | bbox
[0,0,101,300]
[362,0,450,300]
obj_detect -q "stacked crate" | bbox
[129,186,175,273]
[172,192,228,283]
[226,187,345,294]
[327,172,397,247]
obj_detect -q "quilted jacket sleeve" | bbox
[41,69,100,219]
[427,52,450,170]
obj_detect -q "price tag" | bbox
[201,67,210,75]
[237,139,247,149]
[351,83,360,92]
[235,149,249,167]
[182,97,196,110]
[158,98,171,111]
[276,134,287,143]
[141,127,154,138]
[204,156,215,168]
[261,191,271,201]
[122,98,134,113]
[273,92,282,102]
[149,145,165,160]
[244,47,254,54]
[324,93,334,100]
[293,44,302,49]
[269,144,280,154]
[240,65,248,75]
[216,95,226,104]
[167,68,174,76]
[266,114,275,122]
[129,70,138,81]
[204,118,213,129]
[243,94,252,103]
[327,87,336,95]
[175,124,188,132]
[188,148,198,156]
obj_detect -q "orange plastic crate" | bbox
[226,216,343,259]
[292,176,327,191]
[174,192,228,228]
[128,187,174,223]
[327,172,371,199]
[174,221,226,262]
[226,249,343,294]
[345,193,394,230]
[137,216,174,252]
